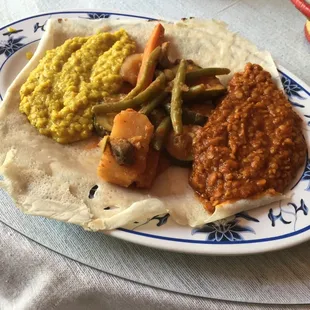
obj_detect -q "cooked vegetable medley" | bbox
[92,23,231,188]
[20,22,231,189]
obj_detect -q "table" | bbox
[1,1,310,309]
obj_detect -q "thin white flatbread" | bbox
[0,18,284,230]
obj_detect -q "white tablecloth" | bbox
[1,1,310,309]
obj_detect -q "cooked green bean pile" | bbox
[92,43,230,163]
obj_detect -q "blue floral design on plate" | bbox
[151,213,170,226]
[34,16,50,33]
[191,212,258,242]
[288,200,308,216]
[130,211,260,242]
[131,213,170,230]
[301,158,310,191]
[192,219,255,242]
[34,22,45,33]
[280,72,310,126]
[268,199,308,231]
[86,13,111,19]
[281,75,305,100]
[0,36,26,57]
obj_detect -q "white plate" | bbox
[0,10,309,255]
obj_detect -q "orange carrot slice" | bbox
[137,23,165,88]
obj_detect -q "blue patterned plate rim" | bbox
[0,10,309,255]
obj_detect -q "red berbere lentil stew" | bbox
[189,63,307,212]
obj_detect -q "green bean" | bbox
[152,116,172,151]
[139,91,168,115]
[164,103,208,126]
[182,84,226,101]
[173,60,201,72]
[125,46,162,99]
[187,63,202,72]
[171,59,187,134]
[93,73,166,114]
[166,60,202,82]
[185,67,230,83]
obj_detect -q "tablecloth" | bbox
[1,222,310,310]
[1,1,310,309]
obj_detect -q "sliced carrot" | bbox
[137,23,165,88]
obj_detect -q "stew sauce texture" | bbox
[190,64,306,212]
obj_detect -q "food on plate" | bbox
[120,53,143,86]
[97,109,154,187]
[93,113,116,137]
[19,29,136,143]
[170,58,187,134]
[166,125,200,164]
[190,63,306,212]
[151,116,172,151]
[0,18,306,231]
[137,23,165,87]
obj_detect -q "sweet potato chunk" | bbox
[97,109,154,187]
[135,148,160,189]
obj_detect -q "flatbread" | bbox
[0,18,284,230]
